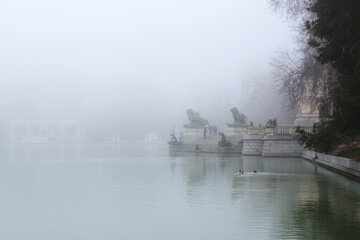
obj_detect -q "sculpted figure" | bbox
[226,107,247,127]
[184,109,209,128]
[218,132,232,147]
[168,128,182,146]
[266,119,277,127]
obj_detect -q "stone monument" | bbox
[168,128,182,146]
[265,118,277,134]
[226,107,247,128]
[218,132,232,147]
[182,109,209,144]
[226,107,248,149]
[183,109,208,128]
[294,84,320,127]
[294,98,320,126]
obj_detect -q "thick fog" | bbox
[0,0,296,141]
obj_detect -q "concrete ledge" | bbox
[302,150,360,180]
[242,152,262,156]
[263,152,301,157]
[169,143,242,153]
[263,134,297,141]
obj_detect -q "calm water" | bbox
[1,143,360,240]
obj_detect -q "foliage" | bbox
[306,0,360,141]
[271,48,336,108]
[295,120,337,153]
[272,0,360,150]
[337,149,360,161]
[270,0,337,109]
[306,0,360,76]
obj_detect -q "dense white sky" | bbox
[0,0,295,140]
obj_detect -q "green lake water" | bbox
[0,143,360,239]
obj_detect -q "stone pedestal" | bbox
[265,126,275,135]
[226,127,247,148]
[262,134,303,157]
[242,135,264,156]
[182,127,205,144]
[294,99,319,126]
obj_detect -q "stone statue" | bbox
[218,132,232,147]
[183,109,209,128]
[266,119,277,127]
[168,128,182,146]
[250,121,254,127]
[226,107,247,127]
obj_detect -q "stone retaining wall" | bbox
[242,135,263,156]
[182,128,204,144]
[226,127,247,147]
[302,150,360,179]
[262,134,303,157]
[177,126,310,157]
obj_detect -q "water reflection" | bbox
[0,144,360,239]
[176,152,360,239]
[282,170,360,240]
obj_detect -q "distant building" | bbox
[145,133,158,143]
[10,120,85,142]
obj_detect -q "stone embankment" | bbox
[170,135,220,153]
[173,126,310,156]
[242,126,307,157]
[302,150,360,180]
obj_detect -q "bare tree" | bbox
[269,0,314,20]
[271,46,337,109]
[269,0,337,110]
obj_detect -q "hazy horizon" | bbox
[0,0,296,141]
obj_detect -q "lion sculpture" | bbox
[184,109,209,128]
[226,107,247,127]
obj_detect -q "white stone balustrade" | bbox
[275,126,296,135]
[247,127,265,135]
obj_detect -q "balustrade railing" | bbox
[247,126,313,136]
[275,126,313,135]
[275,126,296,135]
[247,127,265,135]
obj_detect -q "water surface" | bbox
[0,143,360,239]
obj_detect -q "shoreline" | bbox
[302,150,360,181]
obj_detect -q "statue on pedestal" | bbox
[183,109,209,128]
[168,128,182,146]
[218,132,232,147]
[226,107,247,128]
[266,119,277,127]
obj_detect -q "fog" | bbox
[0,0,296,141]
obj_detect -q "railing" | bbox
[247,127,265,135]
[275,126,313,135]
[300,126,313,133]
[246,126,313,136]
[275,126,296,135]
